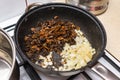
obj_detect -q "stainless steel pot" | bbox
[66,0,109,15]
[0,29,19,80]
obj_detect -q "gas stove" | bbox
[0,15,120,80]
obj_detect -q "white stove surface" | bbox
[0,15,120,80]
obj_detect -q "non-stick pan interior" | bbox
[15,3,106,74]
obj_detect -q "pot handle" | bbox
[91,62,119,80]
[25,2,41,12]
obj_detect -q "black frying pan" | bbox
[14,3,107,77]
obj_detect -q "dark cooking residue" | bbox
[24,16,79,69]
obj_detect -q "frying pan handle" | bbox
[91,62,119,80]
[25,2,41,12]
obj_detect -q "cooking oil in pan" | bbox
[0,49,12,80]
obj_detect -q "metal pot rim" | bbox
[0,28,16,79]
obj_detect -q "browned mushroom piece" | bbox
[24,16,80,69]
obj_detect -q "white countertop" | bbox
[97,0,120,61]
